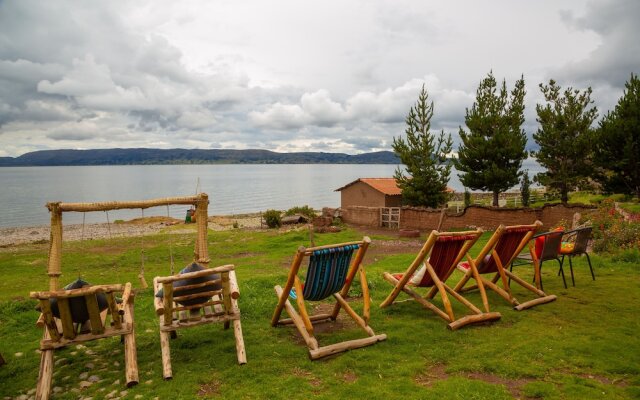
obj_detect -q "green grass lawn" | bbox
[1,226,639,399]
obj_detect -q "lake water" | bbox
[0,160,543,228]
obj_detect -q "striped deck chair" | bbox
[380,230,501,330]
[453,222,557,311]
[271,237,386,360]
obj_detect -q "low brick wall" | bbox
[342,203,596,231]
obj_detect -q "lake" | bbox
[0,160,543,228]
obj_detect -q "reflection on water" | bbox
[0,160,543,228]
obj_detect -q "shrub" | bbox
[463,189,472,208]
[284,205,317,219]
[587,199,640,253]
[263,210,282,228]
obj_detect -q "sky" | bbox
[0,0,638,158]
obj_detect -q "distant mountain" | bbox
[0,148,401,166]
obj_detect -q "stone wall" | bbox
[341,203,596,231]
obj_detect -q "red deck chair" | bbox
[453,222,557,311]
[380,229,501,330]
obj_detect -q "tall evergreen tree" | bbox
[455,72,527,206]
[520,170,531,207]
[594,73,640,199]
[392,84,453,208]
[533,80,598,203]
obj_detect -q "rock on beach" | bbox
[0,214,264,247]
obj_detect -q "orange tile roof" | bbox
[336,178,456,195]
[335,178,402,196]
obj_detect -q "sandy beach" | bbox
[0,214,264,247]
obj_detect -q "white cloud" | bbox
[0,0,636,157]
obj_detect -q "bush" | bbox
[463,189,472,208]
[587,199,640,253]
[263,210,282,228]
[284,205,317,219]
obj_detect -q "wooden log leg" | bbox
[123,303,139,387]
[160,329,172,380]
[35,349,54,400]
[233,319,247,365]
[273,286,319,351]
[333,293,374,336]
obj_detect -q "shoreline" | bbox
[0,214,264,247]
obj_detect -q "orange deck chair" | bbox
[271,237,386,360]
[453,222,557,311]
[380,229,501,330]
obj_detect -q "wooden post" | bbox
[47,203,63,291]
[37,204,60,400]
[194,193,210,267]
[122,287,139,387]
[159,327,172,380]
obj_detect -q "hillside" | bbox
[0,148,400,166]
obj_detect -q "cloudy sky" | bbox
[0,0,638,157]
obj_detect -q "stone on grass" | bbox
[88,375,100,383]
[79,372,89,380]
[79,381,93,389]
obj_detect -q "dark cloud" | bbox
[555,0,640,88]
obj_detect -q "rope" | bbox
[140,208,145,279]
[166,204,175,275]
[105,211,113,240]
[105,210,120,282]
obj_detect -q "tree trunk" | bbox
[492,191,499,207]
[561,184,569,204]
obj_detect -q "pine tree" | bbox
[392,84,453,208]
[520,170,531,207]
[594,73,640,199]
[455,72,528,206]
[464,188,472,208]
[533,80,598,203]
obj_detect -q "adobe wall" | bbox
[342,203,596,231]
[340,182,387,208]
[341,206,380,226]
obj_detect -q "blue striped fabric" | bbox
[299,244,358,301]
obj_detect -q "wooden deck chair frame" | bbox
[271,237,386,360]
[380,229,501,330]
[31,197,165,400]
[453,222,557,311]
[151,194,246,379]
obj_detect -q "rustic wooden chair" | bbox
[31,199,145,400]
[30,283,138,398]
[380,229,501,330]
[453,222,557,310]
[153,264,246,379]
[152,193,246,379]
[271,237,386,360]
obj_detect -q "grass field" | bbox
[1,225,639,399]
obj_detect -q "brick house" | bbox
[335,178,402,208]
